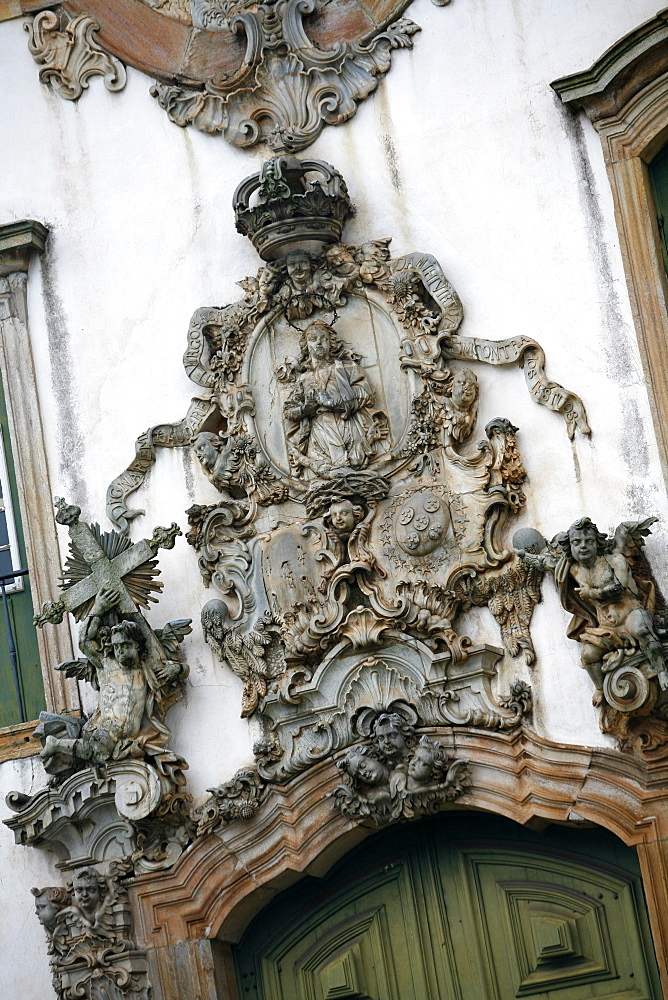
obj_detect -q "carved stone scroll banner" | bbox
[22,0,451,152]
[104,155,589,745]
[444,333,591,439]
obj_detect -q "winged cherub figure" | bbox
[517,517,668,705]
[37,587,191,778]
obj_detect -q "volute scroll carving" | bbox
[5,498,194,877]
[517,516,668,756]
[24,0,453,152]
[107,157,588,733]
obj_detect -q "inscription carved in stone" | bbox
[106,155,589,777]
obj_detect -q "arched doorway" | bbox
[234,812,661,999]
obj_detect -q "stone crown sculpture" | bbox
[233,156,355,259]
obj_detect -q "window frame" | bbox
[0,221,79,756]
[553,11,668,484]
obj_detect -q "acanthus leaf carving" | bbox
[191,767,265,836]
[25,10,127,101]
[105,155,587,763]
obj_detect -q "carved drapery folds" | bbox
[107,156,588,741]
[33,867,150,1000]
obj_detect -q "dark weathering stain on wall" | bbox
[39,248,90,511]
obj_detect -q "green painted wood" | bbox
[0,374,44,727]
[234,813,662,1000]
[649,143,668,276]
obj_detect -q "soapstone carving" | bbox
[281,321,389,478]
[201,600,283,716]
[25,10,127,100]
[107,154,589,742]
[32,499,191,782]
[150,4,421,152]
[5,498,192,875]
[517,516,668,752]
[33,867,150,1000]
[192,767,265,835]
[332,712,471,824]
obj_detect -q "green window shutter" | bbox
[0,373,44,726]
[649,143,668,275]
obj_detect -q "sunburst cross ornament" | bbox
[34,497,181,627]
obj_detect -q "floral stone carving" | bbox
[104,155,590,758]
[517,516,668,755]
[33,866,150,1000]
[332,713,471,825]
[5,498,193,874]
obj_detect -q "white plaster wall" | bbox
[0,0,667,990]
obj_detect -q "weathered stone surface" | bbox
[33,866,150,1000]
[517,516,668,753]
[4,499,193,875]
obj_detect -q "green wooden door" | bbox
[234,813,661,1000]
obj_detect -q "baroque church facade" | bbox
[2,1,668,997]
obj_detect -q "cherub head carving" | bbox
[557,517,608,567]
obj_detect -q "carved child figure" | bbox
[443,368,479,444]
[38,586,189,777]
[518,517,668,705]
[192,431,233,493]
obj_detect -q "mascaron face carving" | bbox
[107,156,591,762]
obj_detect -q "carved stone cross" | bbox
[34,498,181,626]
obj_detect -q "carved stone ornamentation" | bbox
[150,6,420,152]
[332,713,471,825]
[33,866,150,1000]
[4,498,193,875]
[517,516,668,754]
[107,155,588,755]
[25,10,127,101]
[191,767,265,836]
[254,643,530,783]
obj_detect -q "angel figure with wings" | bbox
[37,586,191,779]
[517,517,668,705]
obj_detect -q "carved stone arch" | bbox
[129,728,668,999]
[553,10,668,483]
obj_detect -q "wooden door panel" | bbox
[234,815,662,1000]
[448,845,660,1000]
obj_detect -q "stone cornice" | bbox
[552,8,668,122]
[0,220,48,276]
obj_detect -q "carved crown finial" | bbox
[233,156,355,260]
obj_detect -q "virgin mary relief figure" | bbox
[282,321,389,478]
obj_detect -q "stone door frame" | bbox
[128,727,668,999]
